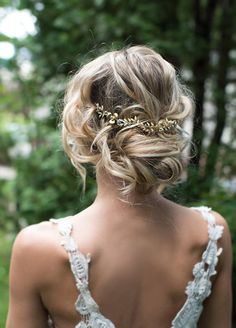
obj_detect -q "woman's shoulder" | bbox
[176,203,231,264]
[11,218,72,281]
[13,219,61,251]
[164,200,229,247]
[169,200,229,228]
[14,214,74,245]
[183,205,230,238]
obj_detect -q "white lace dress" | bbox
[48,206,224,328]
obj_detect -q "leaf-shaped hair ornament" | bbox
[95,103,179,136]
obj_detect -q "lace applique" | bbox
[50,219,115,328]
[171,207,224,328]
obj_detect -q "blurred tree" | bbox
[203,0,235,190]
[13,125,97,225]
[190,0,218,169]
[16,0,235,195]
[1,0,235,229]
[18,0,190,77]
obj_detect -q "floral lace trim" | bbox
[50,219,115,328]
[171,206,224,328]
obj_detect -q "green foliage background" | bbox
[0,0,235,325]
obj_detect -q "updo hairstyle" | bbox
[62,46,193,195]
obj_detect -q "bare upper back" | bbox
[10,197,228,328]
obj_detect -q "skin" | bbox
[6,173,232,328]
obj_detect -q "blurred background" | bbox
[0,0,235,326]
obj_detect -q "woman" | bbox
[6,46,232,328]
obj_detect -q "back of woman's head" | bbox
[62,45,193,195]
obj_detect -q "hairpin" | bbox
[95,104,178,135]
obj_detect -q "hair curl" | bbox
[62,45,193,195]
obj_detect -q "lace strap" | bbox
[190,206,224,277]
[50,220,100,315]
[50,219,116,327]
[171,207,224,327]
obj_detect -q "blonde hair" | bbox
[62,45,193,195]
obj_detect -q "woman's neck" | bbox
[94,171,161,209]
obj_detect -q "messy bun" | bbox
[62,45,193,195]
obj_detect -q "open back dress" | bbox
[48,206,224,328]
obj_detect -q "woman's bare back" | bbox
[9,196,230,328]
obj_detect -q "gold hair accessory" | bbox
[95,104,178,135]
